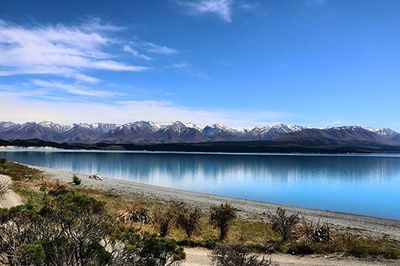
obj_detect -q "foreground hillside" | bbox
[0,160,399,265]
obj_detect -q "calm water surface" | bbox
[1,150,400,220]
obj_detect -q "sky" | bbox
[0,0,399,129]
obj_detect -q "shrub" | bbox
[296,220,333,243]
[154,206,176,237]
[72,174,82,185]
[0,191,186,265]
[114,230,185,265]
[210,202,237,240]
[211,243,273,266]
[204,239,218,249]
[174,202,202,239]
[269,208,300,242]
[118,203,152,224]
[20,243,45,265]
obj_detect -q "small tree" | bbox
[211,244,273,266]
[210,203,237,240]
[269,207,300,242]
[175,202,201,239]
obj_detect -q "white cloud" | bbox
[0,91,289,126]
[142,41,178,55]
[123,45,152,61]
[31,80,121,97]
[0,19,148,82]
[181,0,234,22]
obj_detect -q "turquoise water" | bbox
[1,150,400,220]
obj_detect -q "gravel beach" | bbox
[32,164,400,241]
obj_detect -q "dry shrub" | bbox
[268,207,300,242]
[173,201,201,239]
[210,202,237,240]
[38,180,68,192]
[118,203,152,224]
[296,220,333,243]
[153,203,178,237]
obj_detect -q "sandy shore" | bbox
[32,165,400,241]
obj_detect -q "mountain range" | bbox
[1,121,400,148]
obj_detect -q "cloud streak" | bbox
[180,0,233,22]
[123,45,152,60]
[31,80,121,97]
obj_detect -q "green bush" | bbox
[0,191,186,265]
[72,174,82,185]
[20,243,45,265]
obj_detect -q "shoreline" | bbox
[30,164,400,241]
[3,147,400,157]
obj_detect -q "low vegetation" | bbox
[0,190,184,265]
[269,207,300,242]
[211,243,273,266]
[0,159,43,181]
[174,202,202,240]
[1,159,400,263]
[72,174,82,185]
[209,203,237,240]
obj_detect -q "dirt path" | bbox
[183,248,399,266]
[0,174,23,208]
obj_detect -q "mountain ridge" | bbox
[0,121,399,146]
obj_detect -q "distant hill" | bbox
[1,121,400,153]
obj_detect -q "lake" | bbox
[1,150,399,220]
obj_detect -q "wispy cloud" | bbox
[31,79,121,97]
[142,41,178,55]
[123,45,152,60]
[0,19,148,82]
[180,0,233,22]
[0,90,289,126]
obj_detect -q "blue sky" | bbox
[0,0,399,129]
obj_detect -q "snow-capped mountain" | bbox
[366,127,398,138]
[0,121,399,145]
